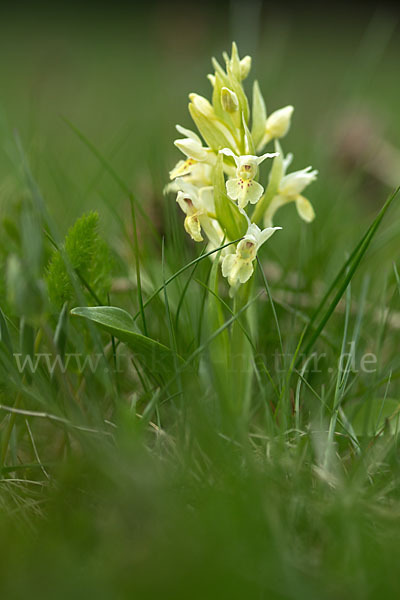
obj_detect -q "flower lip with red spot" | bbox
[219,148,279,208]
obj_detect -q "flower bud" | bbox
[189,93,215,119]
[221,87,239,113]
[265,106,294,139]
[174,138,208,161]
[239,55,252,80]
[207,73,216,86]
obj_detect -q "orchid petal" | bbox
[295,195,315,222]
[175,125,202,143]
[256,151,279,165]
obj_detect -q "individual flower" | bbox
[164,163,214,202]
[264,154,318,226]
[169,125,215,180]
[257,106,294,151]
[222,223,281,294]
[175,179,218,243]
[220,148,278,209]
[179,162,214,187]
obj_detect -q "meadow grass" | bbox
[1,5,400,599]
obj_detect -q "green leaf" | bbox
[70,306,182,383]
[251,80,267,149]
[214,153,247,241]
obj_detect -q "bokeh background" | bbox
[1,2,399,213]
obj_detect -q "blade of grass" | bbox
[133,239,239,321]
[256,256,284,380]
[394,262,400,295]
[194,278,255,350]
[61,116,160,241]
[174,248,206,333]
[162,290,264,393]
[130,197,148,336]
[300,187,399,361]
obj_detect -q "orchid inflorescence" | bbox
[167,43,318,296]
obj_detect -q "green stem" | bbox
[130,196,148,336]
[230,276,254,424]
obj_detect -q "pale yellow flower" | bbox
[222,223,281,294]
[220,148,278,209]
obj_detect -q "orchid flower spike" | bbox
[222,223,281,295]
[167,43,318,295]
[219,148,278,209]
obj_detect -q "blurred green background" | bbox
[1,2,399,212]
